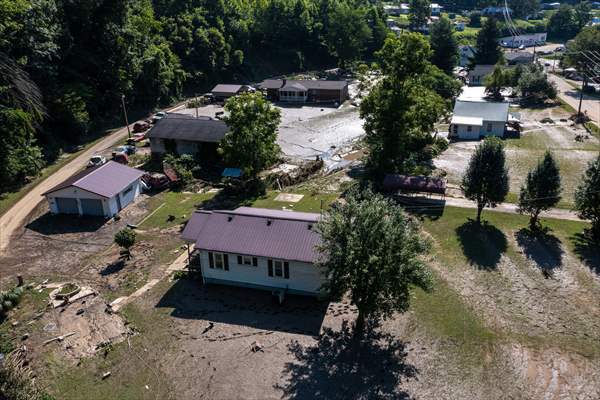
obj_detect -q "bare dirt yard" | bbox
[435,104,600,207]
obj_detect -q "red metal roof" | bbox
[43,161,145,198]
[383,174,447,195]
[181,207,322,263]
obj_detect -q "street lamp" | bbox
[121,94,131,139]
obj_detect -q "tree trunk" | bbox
[354,310,366,338]
[476,203,484,224]
[529,211,540,231]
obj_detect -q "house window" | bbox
[237,255,258,266]
[208,252,229,270]
[487,123,493,132]
[467,125,472,132]
[122,186,132,196]
[268,259,289,279]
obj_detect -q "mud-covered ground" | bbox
[435,104,600,206]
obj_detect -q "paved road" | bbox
[0,103,184,253]
[548,73,600,125]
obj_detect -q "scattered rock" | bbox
[102,371,111,380]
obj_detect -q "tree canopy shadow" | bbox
[456,220,508,270]
[570,231,600,275]
[26,213,106,235]
[99,259,125,276]
[515,228,564,275]
[278,320,417,400]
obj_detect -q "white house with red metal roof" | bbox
[42,161,145,218]
[182,207,325,299]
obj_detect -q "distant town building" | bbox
[542,2,561,10]
[482,6,512,16]
[430,3,443,15]
[257,79,349,104]
[499,33,547,48]
[505,51,535,65]
[210,84,252,102]
[468,65,496,86]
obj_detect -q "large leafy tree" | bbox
[429,16,459,74]
[409,0,430,31]
[361,33,447,178]
[316,188,432,335]
[574,1,593,31]
[547,5,579,40]
[484,65,509,100]
[563,26,600,76]
[517,64,557,104]
[508,0,540,19]
[325,2,372,67]
[473,17,503,66]
[461,137,510,223]
[574,154,600,241]
[220,92,281,178]
[518,151,561,229]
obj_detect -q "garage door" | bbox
[55,197,79,214]
[80,199,104,216]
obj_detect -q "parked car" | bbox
[133,121,150,133]
[113,145,136,155]
[112,152,129,165]
[151,111,166,124]
[141,173,170,190]
[555,45,565,52]
[87,155,106,168]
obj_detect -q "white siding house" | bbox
[449,100,509,140]
[43,161,144,218]
[182,207,325,298]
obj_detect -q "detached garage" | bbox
[43,161,145,218]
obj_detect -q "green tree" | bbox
[518,151,561,229]
[517,64,557,104]
[508,0,540,19]
[547,5,578,40]
[220,92,281,178]
[461,137,510,223]
[484,65,508,100]
[574,154,600,241]
[409,0,431,31]
[429,16,459,74]
[114,228,136,260]
[468,11,481,27]
[326,2,371,67]
[473,17,503,66]
[563,26,600,76]
[574,1,592,31]
[316,188,432,336]
[360,33,447,178]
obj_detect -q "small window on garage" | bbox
[123,185,132,196]
[467,125,472,132]
[487,123,493,132]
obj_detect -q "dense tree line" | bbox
[0,0,387,193]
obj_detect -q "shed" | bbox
[468,65,496,86]
[43,161,144,218]
[210,84,250,101]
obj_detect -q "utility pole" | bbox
[195,94,199,118]
[121,94,131,138]
[578,75,587,117]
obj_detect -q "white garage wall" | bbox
[46,187,109,216]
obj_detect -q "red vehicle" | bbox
[141,173,170,190]
[133,122,151,133]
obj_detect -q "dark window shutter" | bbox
[252,257,258,267]
[268,259,273,277]
[208,252,214,268]
[237,255,242,265]
[284,262,290,279]
[224,254,229,270]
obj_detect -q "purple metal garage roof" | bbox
[181,207,322,263]
[43,161,145,198]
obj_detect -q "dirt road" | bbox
[0,104,184,253]
[548,73,600,125]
